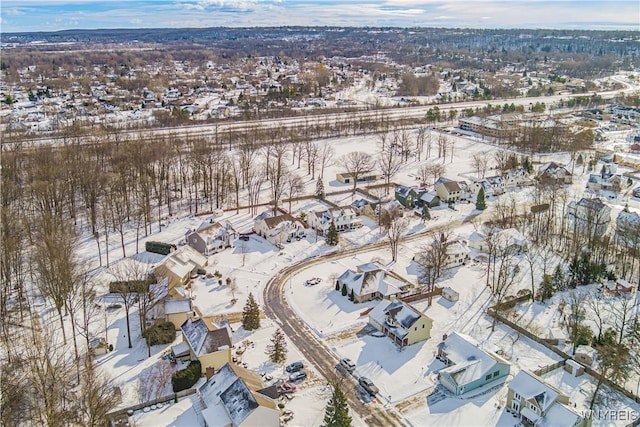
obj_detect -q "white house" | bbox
[413,239,471,270]
[566,197,611,237]
[336,262,411,303]
[309,207,361,236]
[253,212,305,245]
[186,221,238,255]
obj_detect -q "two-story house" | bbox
[336,262,412,303]
[615,209,640,247]
[253,212,305,244]
[194,363,279,427]
[503,167,534,189]
[413,239,471,270]
[506,370,586,427]
[435,177,466,203]
[186,221,238,255]
[181,317,232,375]
[436,332,511,396]
[566,197,611,237]
[368,299,433,347]
[310,207,361,236]
[537,162,572,185]
[154,245,208,294]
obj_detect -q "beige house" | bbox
[181,317,232,375]
[335,171,381,185]
[537,162,572,185]
[506,370,586,427]
[253,212,305,245]
[368,299,433,347]
[195,363,279,427]
[154,245,208,291]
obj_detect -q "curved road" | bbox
[263,216,470,426]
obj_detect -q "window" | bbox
[485,374,492,381]
[514,392,521,401]
[414,327,417,331]
[493,371,499,378]
[529,403,537,413]
[422,324,425,328]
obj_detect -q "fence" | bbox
[487,306,640,406]
[400,287,443,303]
[107,388,197,423]
[532,360,566,376]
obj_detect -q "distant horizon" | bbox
[1,1,638,34]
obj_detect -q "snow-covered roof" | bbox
[198,364,277,427]
[575,345,597,359]
[338,264,407,297]
[171,341,190,358]
[539,401,581,427]
[438,332,508,387]
[181,318,231,356]
[509,370,559,413]
[164,298,192,315]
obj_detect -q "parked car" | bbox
[305,277,322,286]
[289,370,307,382]
[339,358,356,374]
[275,243,285,249]
[358,377,379,396]
[285,361,304,373]
[277,382,297,394]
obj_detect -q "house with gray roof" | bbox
[186,221,238,255]
[368,299,433,347]
[436,332,510,396]
[336,262,412,303]
[195,363,279,427]
[181,317,232,375]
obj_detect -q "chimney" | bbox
[205,366,215,380]
[442,333,448,341]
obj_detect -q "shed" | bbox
[574,345,597,366]
[171,341,191,360]
[441,287,459,302]
[564,359,584,377]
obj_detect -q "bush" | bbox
[143,322,176,346]
[109,280,149,294]
[172,360,201,393]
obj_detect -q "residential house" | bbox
[194,363,279,427]
[574,345,597,366]
[587,173,623,192]
[310,207,361,236]
[416,191,441,208]
[503,167,534,189]
[253,212,305,244]
[336,262,412,303]
[566,198,611,237]
[413,239,471,270]
[181,317,232,375]
[470,175,505,197]
[350,198,371,214]
[506,370,586,427]
[368,299,433,347]
[187,221,238,255]
[615,210,640,247]
[600,278,636,297]
[495,228,528,253]
[148,298,193,329]
[335,171,381,185]
[435,177,469,203]
[154,246,208,295]
[395,185,421,208]
[537,162,572,185]
[436,332,511,396]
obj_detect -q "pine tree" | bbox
[335,281,340,291]
[341,283,347,296]
[324,381,352,427]
[265,328,287,363]
[475,188,487,210]
[421,205,431,221]
[242,292,261,330]
[326,221,339,246]
[316,178,325,200]
[349,289,354,301]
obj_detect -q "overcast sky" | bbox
[1,0,638,33]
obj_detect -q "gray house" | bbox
[186,221,238,255]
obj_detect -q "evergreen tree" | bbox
[341,283,347,296]
[242,292,261,330]
[421,205,431,221]
[576,153,584,166]
[326,221,339,246]
[265,328,287,363]
[316,178,325,200]
[324,381,352,427]
[349,289,354,301]
[475,188,487,210]
[335,281,340,291]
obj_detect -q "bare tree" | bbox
[423,162,446,186]
[110,259,148,349]
[339,151,373,194]
[564,292,588,355]
[318,141,335,180]
[415,231,451,306]
[377,134,402,191]
[471,152,491,178]
[489,248,521,331]
[386,216,409,262]
[78,363,121,427]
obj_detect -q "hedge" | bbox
[109,280,149,294]
[145,241,176,256]
[143,322,176,346]
[172,360,201,393]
